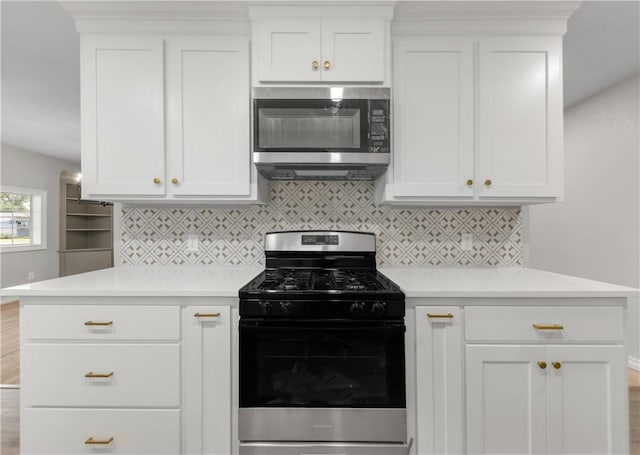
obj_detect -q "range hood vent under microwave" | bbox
[253,87,390,181]
[253,153,390,181]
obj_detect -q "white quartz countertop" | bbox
[1,266,637,298]
[0,266,263,297]
[379,267,639,298]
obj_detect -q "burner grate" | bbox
[258,269,386,292]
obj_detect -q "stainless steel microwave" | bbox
[253,87,390,181]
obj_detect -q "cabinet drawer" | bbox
[22,408,180,454]
[465,306,624,342]
[22,305,180,341]
[23,344,180,407]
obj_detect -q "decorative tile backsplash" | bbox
[120,182,523,267]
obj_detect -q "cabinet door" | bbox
[257,20,321,82]
[545,345,628,455]
[166,37,251,196]
[81,35,165,197]
[321,20,385,82]
[477,37,562,199]
[183,306,231,455]
[415,307,463,454]
[466,345,547,455]
[392,38,474,198]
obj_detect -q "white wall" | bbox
[0,143,79,290]
[527,74,640,362]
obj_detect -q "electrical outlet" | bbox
[27,271,35,281]
[461,233,473,251]
[187,234,199,252]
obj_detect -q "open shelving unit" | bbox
[59,171,113,276]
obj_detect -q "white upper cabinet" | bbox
[70,1,266,205]
[477,37,563,199]
[81,35,165,197]
[378,35,563,206]
[376,2,575,206]
[256,19,385,83]
[257,20,322,82]
[321,20,385,82]
[391,38,474,199]
[249,3,393,85]
[81,34,262,204]
[166,37,251,197]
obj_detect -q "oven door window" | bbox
[239,321,405,408]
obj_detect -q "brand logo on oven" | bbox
[313,423,333,429]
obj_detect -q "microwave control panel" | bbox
[369,99,389,153]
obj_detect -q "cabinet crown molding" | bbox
[392,1,580,36]
[61,1,251,34]
[393,1,581,21]
[247,2,394,20]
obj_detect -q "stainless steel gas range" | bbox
[238,231,408,455]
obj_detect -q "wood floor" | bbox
[0,299,638,453]
[1,300,19,385]
[631,368,640,453]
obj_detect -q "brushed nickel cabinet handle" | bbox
[84,371,114,378]
[427,313,454,319]
[194,312,221,318]
[533,323,564,330]
[85,437,114,445]
[84,321,113,326]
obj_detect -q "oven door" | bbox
[238,319,406,443]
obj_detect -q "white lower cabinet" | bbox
[183,305,232,455]
[20,302,182,455]
[22,343,180,407]
[20,298,630,455]
[415,306,464,455]
[465,305,628,455]
[21,409,181,454]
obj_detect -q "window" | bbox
[0,186,46,252]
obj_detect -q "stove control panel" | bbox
[241,299,401,319]
[301,234,339,246]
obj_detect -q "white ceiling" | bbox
[1,1,639,163]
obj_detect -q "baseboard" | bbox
[629,356,640,371]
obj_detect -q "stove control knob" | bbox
[371,301,387,316]
[279,301,294,315]
[350,302,365,316]
[259,300,273,316]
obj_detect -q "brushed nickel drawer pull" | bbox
[532,323,564,330]
[194,312,221,318]
[85,437,114,445]
[427,313,454,319]
[84,320,113,326]
[84,371,114,378]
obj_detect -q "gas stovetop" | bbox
[238,231,405,319]
[247,268,397,292]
